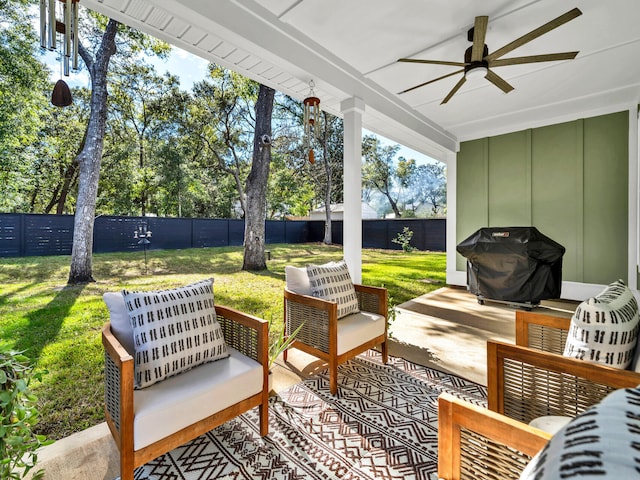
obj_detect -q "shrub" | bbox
[0,347,52,480]
[392,227,415,253]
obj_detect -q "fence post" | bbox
[19,214,26,257]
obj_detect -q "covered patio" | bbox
[81,0,640,300]
[29,1,640,478]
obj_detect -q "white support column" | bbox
[445,149,466,286]
[341,97,365,283]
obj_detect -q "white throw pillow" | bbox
[306,260,360,319]
[103,291,136,355]
[285,265,312,296]
[563,280,639,369]
[123,278,229,389]
[520,386,640,479]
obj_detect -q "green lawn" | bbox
[0,243,446,440]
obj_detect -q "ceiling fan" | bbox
[398,8,582,104]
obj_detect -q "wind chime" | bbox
[303,80,321,164]
[39,0,80,107]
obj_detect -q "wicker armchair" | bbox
[438,393,551,480]
[103,304,269,480]
[487,310,640,424]
[283,266,388,395]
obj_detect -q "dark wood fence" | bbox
[0,214,445,258]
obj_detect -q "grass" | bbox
[0,243,446,440]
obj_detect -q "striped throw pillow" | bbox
[520,386,640,479]
[563,279,639,369]
[306,260,360,319]
[123,278,229,389]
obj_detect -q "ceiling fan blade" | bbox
[490,51,578,67]
[471,16,489,62]
[485,8,582,62]
[398,58,467,67]
[441,76,467,104]
[398,69,465,94]
[485,70,514,93]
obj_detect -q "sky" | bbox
[42,42,436,166]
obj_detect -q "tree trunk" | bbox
[55,159,78,215]
[242,84,275,271]
[68,20,119,284]
[322,112,332,244]
[386,193,402,218]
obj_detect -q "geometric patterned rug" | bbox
[128,351,487,480]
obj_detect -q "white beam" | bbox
[341,97,365,283]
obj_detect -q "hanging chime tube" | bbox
[72,1,79,70]
[39,0,47,49]
[48,0,56,50]
[63,0,71,75]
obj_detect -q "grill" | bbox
[457,227,565,308]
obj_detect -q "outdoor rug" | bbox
[126,350,487,480]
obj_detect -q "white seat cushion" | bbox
[337,311,385,355]
[133,347,263,450]
[528,415,572,435]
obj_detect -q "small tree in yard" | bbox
[392,227,415,252]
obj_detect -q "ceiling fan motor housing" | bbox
[464,45,488,74]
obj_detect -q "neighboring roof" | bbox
[309,203,378,219]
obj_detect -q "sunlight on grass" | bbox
[0,243,446,439]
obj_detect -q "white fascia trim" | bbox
[630,107,639,290]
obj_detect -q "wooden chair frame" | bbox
[487,310,640,424]
[438,393,551,480]
[102,305,269,480]
[283,284,388,395]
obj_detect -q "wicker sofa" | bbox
[102,291,269,480]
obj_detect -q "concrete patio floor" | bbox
[29,286,578,479]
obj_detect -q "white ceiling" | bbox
[83,0,640,160]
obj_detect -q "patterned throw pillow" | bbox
[306,260,360,319]
[520,386,640,479]
[563,279,639,369]
[123,278,229,389]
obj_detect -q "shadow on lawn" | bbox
[12,284,86,362]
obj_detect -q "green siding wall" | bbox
[456,111,629,285]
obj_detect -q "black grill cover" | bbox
[456,227,565,303]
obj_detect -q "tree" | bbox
[0,0,50,212]
[68,18,119,283]
[31,88,90,215]
[316,112,344,243]
[242,84,275,271]
[362,135,402,217]
[109,62,181,215]
[275,95,344,242]
[411,163,447,216]
[187,66,254,217]
[68,12,169,283]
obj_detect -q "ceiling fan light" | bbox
[465,66,488,81]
